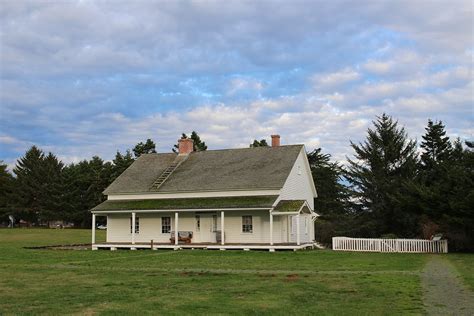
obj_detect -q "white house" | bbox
[91,135,318,251]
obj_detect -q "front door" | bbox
[195,213,216,243]
[290,216,298,243]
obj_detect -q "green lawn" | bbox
[0,229,469,315]
[446,253,474,290]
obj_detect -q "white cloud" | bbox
[312,68,360,90]
[0,135,18,144]
[1,0,472,169]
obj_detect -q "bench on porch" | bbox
[170,231,193,244]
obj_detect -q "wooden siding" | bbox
[278,149,316,210]
[106,211,295,244]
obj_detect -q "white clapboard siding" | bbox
[332,237,448,253]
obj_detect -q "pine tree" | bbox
[63,157,114,227]
[420,120,452,168]
[307,148,352,244]
[133,139,157,158]
[11,147,65,223]
[307,148,348,215]
[416,120,454,221]
[0,161,14,222]
[111,150,134,181]
[190,131,207,151]
[346,114,419,237]
[250,139,269,147]
[40,153,65,221]
[12,146,46,222]
[172,131,208,152]
[417,131,474,250]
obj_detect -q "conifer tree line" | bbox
[0,118,472,251]
[311,114,473,252]
[0,132,208,228]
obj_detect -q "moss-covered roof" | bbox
[92,195,278,212]
[273,200,307,212]
[103,145,303,194]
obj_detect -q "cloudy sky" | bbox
[0,1,472,168]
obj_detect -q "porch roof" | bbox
[91,195,278,212]
[273,200,311,214]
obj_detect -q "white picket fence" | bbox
[332,237,448,253]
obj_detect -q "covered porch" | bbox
[90,196,318,251]
[91,242,316,251]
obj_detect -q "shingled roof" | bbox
[92,195,278,212]
[103,145,303,194]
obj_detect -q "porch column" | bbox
[91,213,96,244]
[269,211,273,245]
[131,212,136,245]
[296,214,301,246]
[221,211,225,245]
[174,212,179,246]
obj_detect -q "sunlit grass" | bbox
[0,228,433,315]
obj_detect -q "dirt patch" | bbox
[284,274,299,282]
[422,256,474,315]
[24,243,91,250]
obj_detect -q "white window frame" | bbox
[242,215,253,233]
[161,216,171,234]
[130,216,139,234]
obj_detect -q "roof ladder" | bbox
[149,155,189,190]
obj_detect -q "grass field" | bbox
[0,229,471,315]
[446,253,474,290]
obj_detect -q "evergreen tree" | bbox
[416,120,453,222]
[172,131,208,152]
[420,120,452,168]
[11,147,65,223]
[190,131,207,151]
[250,139,269,147]
[307,149,352,244]
[346,114,419,237]
[63,157,114,227]
[307,148,348,215]
[133,138,157,158]
[416,127,474,251]
[111,150,134,181]
[40,153,65,221]
[0,161,14,222]
[12,146,46,222]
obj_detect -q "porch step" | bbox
[150,155,189,190]
[313,241,326,249]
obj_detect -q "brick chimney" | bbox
[178,138,194,155]
[271,134,280,147]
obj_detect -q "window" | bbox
[130,216,139,234]
[212,215,217,232]
[162,217,171,233]
[195,215,200,231]
[242,216,253,233]
[305,217,308,234]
